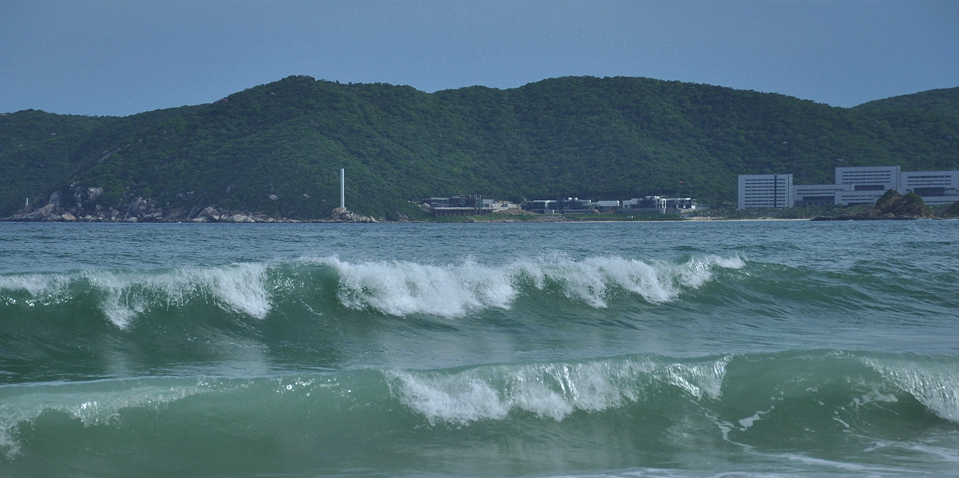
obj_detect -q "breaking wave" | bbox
[0,253,745,328]
[1,351,956,468]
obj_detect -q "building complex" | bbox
[422,195,697,216]
[738,166,959,209]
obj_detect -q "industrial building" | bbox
[421,195,495,215]
[738,166,959,209]
[521,196,696,214]
[737,174,793,209]
[900,170,959,205]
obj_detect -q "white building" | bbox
[594,200,621,212]
[835,166,901,192]
[622,196,697,214]
[739,166,959,209]
[835,190,893,206]
[900,170,959,205]
[792,184,851,207]
[737,174,793,209]
[830,166,901,204]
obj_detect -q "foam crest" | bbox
[0,379,210,457]
[862,355,959,423]
[88,263,271,328]
[388,356,730,425]
[327,257,516,317]
[0,273,71,305]
[323,254,743,317]
[520,253,744,307]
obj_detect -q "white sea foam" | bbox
[520,253,742,307]
[88,262,271,328]
[388,357,730,425]
[325,254,744,317]
[0,274,71,305]
[326,257,517,317]
[738,407,774,430]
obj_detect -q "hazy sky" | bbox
[2,0,957,116]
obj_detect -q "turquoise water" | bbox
[1,221,957,476]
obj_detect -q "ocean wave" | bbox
[861,354,959,423]
[386,356,730,424]
[2,351,957,472]
[387,351,959,428]
[0,378,215,457]
[90,263,272,327]
[1,253,745,328]
[322,252,745,316]
[325,256,518,317]
[0,263,271,328]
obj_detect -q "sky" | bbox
[1,0,957,117]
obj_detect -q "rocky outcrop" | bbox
[8,185,137,222]
[327,207,377,223]
[3,185,382,223]
[813,190,934,221]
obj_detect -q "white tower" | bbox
[340,168,345,209]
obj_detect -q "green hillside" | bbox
[2,75,957,220]
[854,87,959,117]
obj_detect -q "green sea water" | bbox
[1,220,957,477]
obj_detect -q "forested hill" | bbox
[2,75,958,221]
[854,87,959,117]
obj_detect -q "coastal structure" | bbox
[622,196,697,214]
[421,195,496,216]
[900,170,959,204]
[340,168,345,209]
[424,195,698,216]
[737,174,793,209]
[523,196,696,214]
[739,166,959,209]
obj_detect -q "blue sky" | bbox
[2,0,957,116]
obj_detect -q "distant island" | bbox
[2,75,957,223]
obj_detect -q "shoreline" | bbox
[0,216,817,224]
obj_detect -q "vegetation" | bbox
[807,189,934,221]
[938,202,959,218]
[1,75,957,220]
[855,87,959,117]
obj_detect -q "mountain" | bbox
[2,75,958,221]
[854,87,959,117]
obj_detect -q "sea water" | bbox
[0,220,957,477]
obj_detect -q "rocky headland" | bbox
[2,184,378,223]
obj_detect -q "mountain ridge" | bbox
[2,75,957,221]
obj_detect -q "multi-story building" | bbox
[835,166,901,192]
[738,166,959,209]
[737,174,793,209]
[792,184,851,207]
[900,170,959,205]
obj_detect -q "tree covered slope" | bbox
[1,75,957,220]
[855,87,959,117]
